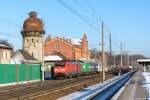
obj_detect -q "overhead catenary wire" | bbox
[0,17,22,40]
[58,0,111,43]
[0,32,21,39]
[86,0,102,23]
[83,0,123,51]
[59,0,124,55]
[58,0,118,56]
[0,17,21,29]
[86,0,99,17]
[57,0,100,33]
[74,0,109,41]
[72,0,101,25]
[0,17,23,49]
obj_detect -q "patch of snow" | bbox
[0,44,10,48]
[44,55,62,61]
[143,72,150,100]
[58,84,102,100]
[58,76,119,100]
[71,39,81,45]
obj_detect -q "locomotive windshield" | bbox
[55,62,65,67]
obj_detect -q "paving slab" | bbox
[118,71,148,100]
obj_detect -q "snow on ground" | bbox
[58,76,119,100]
[44,55,63,61]
[58,84,103,100]
[143,72,150,100]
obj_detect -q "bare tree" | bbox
[45,34,52,43]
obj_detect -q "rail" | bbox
[81,72,135,100]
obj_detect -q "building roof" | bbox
[45,55,63,61]
[0,44,12,49]
[45,37,82,49]
[71,38,82,45]
[23,11,44,32]
[11,49,40,64]
[19,50,38,61]
[137,59,150,62]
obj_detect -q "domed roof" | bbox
[23,11,44,32]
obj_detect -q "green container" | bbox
[81,62,91,73]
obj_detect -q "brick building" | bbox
[44,33,91,60]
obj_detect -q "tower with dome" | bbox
[11,11,45,64]
[21,11,45,62]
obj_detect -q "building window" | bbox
[27,38,28,43]
[1,51,3,58]
[32,39,34,43]
[6,53,7,58]
[55,44,60,49]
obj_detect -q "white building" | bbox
[0,44,12,64]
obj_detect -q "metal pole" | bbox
[113,56,116,68]
[120,43,122,68]
[119,43,122,76]
[102,21,105,83]
[109,33,112,55]
[0,48,1,64]
[132,57,133,71]
[42,34,45,81]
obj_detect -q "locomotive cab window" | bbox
[55,62,65,67]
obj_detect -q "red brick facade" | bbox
[44,33,90,60]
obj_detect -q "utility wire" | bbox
[85,0,122,51]
[0,17,21,28]
[0,32,21,39]
[58,0,122,53]
[72,0,100,25]
[57,0,100,33]
[86,0,101,18]
[58,0,111,41]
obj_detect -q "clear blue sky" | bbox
[0,0,150,57]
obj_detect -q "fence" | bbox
[0,64,41,85]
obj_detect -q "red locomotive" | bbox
[54,61,82,78]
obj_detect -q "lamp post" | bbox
[42,34,45,81]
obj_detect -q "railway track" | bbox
[0,73,103,93]
[0,73,113,100]
[83,72,135,100]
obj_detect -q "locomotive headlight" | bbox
[62,69,65,71]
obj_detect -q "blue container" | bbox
[44,71,52,80]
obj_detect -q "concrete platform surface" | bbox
[118,71,148,100]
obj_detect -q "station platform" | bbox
[117,71,149,100]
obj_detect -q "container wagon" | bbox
[54,60,100,78]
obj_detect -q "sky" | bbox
[0,0,150,57]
